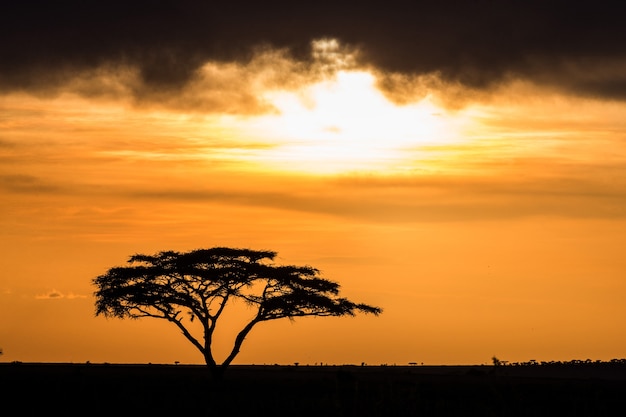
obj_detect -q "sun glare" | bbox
[239,70,471,174]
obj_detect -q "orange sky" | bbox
[2,40,626,365]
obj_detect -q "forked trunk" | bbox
[203,350,226,382]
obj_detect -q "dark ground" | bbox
[1,362,625,416]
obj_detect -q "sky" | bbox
[2,1,626,366]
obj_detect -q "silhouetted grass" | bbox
[1,362,625,416]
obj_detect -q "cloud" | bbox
[0,175,60,194]
[2,1,625,103]
[35,289,87,300]
[123,167,626,222]
[133,42,357,113]
[0,38,359,115]
[35,290,64,300]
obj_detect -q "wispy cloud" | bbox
[35,289,87,300]
[116,167,626,222]
[0,40,359,115]
[0,174,60,194]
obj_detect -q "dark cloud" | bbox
[2,1,625,101]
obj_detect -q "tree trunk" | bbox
[208,363,226,382]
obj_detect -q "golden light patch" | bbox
[238,70,473,174]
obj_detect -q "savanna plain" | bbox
[2,360,626,416]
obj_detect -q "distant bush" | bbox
[507,358,626,366]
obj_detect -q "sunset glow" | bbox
[242,70,471,174]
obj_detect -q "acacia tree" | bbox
[93,247,381,379]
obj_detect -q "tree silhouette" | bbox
[93,247,381,379]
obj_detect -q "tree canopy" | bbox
[93,247,381,378]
